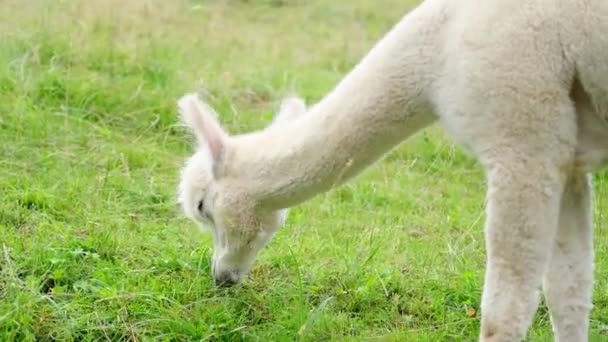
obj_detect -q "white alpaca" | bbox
[177,0,608,340]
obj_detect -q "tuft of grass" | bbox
[1,0,607,340]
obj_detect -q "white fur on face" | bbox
[178,165,289,285]
[178,151,215,231]
[210,209,287,285]
[177,93,307,286]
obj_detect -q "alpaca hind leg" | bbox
[543,172,594,341]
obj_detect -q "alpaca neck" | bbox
[230,3,441,209]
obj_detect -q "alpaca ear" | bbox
[178,93,227,162]
[272,96,307,125]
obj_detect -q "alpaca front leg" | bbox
[479,160,565,342]
[543,173,593,341]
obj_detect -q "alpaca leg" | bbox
[479,152,568,342]
[543,173,594,341]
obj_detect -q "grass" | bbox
[1,0,607,340]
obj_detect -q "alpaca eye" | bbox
[197,199,214,222]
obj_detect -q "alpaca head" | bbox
[177,93,306,286]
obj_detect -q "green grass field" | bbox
[1,0,608,340]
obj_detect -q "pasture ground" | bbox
[1,0,608,340]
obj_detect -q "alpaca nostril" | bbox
[213,271,239,287]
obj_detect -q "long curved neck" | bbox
[228,2,443,209]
